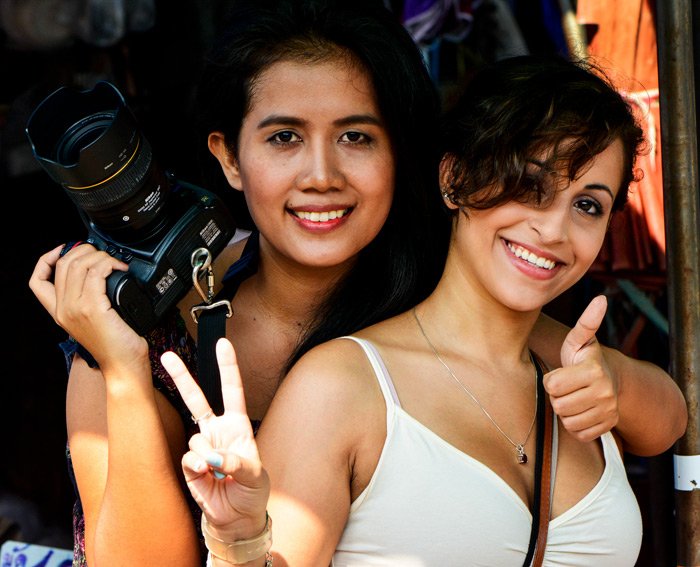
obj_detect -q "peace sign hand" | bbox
[161,338,269,537]
[543,295,619,442]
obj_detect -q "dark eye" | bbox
[575,197,603,216]
[340,131,371,144]
[269,131,301,145]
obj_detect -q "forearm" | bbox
[607,346,687,456]
[95,367,200,566]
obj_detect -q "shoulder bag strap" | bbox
[532,385,554,566]
[522,353,554,567]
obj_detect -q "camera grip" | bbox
[59,240,87,258]
[106,271,157,336]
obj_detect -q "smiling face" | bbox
[446,139,624,312]
[208,55,395,272]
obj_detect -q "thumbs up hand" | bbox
[543,295,619,442]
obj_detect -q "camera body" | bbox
[85,177,234,335]
[26,81,236,335]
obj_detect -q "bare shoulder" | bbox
[257,334,391,515]
[258,336,388,453]
[354,309,421,353]
[278,337,383,406]
[261,308,420,438]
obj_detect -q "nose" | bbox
[296,140,344,192]
[528,204,569,245]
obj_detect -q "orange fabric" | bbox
[577,0,666,275]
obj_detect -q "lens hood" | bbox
[25,81,140,190]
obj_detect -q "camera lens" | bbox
[26,81,171,243]
[54,113,114,165]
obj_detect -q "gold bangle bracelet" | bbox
[201,513,272,564]
[209,552,272,567]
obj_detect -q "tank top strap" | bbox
[338,337,402,413]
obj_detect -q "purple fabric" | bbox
[402,0,480,43]
[402,0,441,20]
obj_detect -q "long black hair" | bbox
[194,0,450,370]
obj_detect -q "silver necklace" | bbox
[412,307,537,465]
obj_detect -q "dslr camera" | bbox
[26,81,236,335]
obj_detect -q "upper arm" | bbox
[66,355,109,561]
[67,355,188,509]
[66,354,190,563]
[529,312,568,369]
[256,341,378,565]
[606,346,687,455]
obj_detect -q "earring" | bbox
[441,190,453,202]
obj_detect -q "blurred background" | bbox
[0,0,673,564]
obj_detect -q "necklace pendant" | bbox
[517,444,528,465]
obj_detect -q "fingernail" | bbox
[205,452,226,479]
[205,451,224,468]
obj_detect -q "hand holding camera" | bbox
[26,81,236,335]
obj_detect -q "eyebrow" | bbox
[526,159,616,200]
[257,114,382,129]
[334,114,383,127]
[585,183,615,200]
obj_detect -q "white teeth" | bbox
[507,242,556,270]
[294,209,347,222]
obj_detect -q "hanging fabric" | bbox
[401,0,481,44]
[577,0,666,276]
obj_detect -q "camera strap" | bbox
[196,305,231,415]
[189,232,260,416]
[190,248,233,415]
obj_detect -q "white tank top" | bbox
[331,337,643,566]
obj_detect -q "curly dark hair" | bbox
[440,55,646,213]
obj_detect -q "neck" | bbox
[249,236,353,328]
[418,272,541,367]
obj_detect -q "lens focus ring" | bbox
[64,136,154,211]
